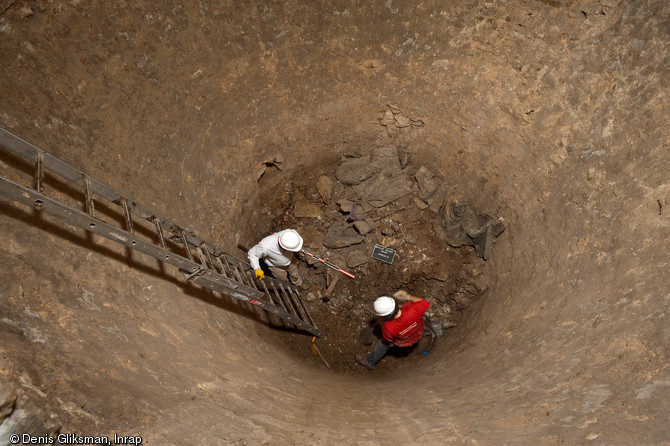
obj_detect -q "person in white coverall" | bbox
[247,229,305,288]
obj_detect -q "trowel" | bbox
[310,337,330,368]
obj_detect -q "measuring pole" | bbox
[300,249,355,279]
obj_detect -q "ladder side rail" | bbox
[0,129,194,252]
[0,176,264,300]
[0,129,128,208]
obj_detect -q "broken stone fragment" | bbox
[337,147,412,207]
[380,235,401,248]
[414,165,441,201]
[369,146,402,172]
[394,113,411,128]
[338,199,369,220]
[346,250,369,268]
[315,175,334,204]
[337,199,356,213]
[335,155,379,185]
[427,183,450,214]
[397,148,413,169]
[353,170,413,208]
[0,377,17,421]
[434,194,506,260]
[381,227,394,236]
[413,195,429,210]
[293,190,321,218]
[380,109,395,127]
[324,224,365,249]
[431,269,450,282]
[353,220,373,235]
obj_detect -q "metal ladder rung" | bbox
[288,286,317,328]
[35,152,44,192]
[219,254,235,276]
[84,178,95,217]
[245,270,259,290]
[260,281,276,305]
[195,247,208,270]
[215,256,230,278]
[122,198,134,234]
[282,284,308,322]
[152,216,167,249]
[230,263,245,285]
[178,229,194,261]
[278,283,301,318]
[196,243,214,270]
[236,264,254,287]
[269,282,288,312]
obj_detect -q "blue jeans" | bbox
[366,339,392,368]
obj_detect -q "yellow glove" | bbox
[255,269,265,280]
[393,290,410,301]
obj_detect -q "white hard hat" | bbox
[374,296,396,317]
[278,229,303,252]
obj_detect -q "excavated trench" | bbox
[251,157,492,375]
[1,1,669,445]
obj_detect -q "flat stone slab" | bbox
[368,146,401,172]
[353,171,413,208]
[335,155,379,186]
[324,224,364,249]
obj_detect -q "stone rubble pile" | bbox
[291,145,505,326]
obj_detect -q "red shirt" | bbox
[382,299,429,347]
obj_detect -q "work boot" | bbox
[355,354,374,370]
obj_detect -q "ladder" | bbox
[0,127,324,338]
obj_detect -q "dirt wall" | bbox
[1,1,669,444]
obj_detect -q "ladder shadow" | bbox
[0,200,303,333]
[180,283,313,337]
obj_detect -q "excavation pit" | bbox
[1,1,669,445]
[254,157,493,374]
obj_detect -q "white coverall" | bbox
[247,230,302,286]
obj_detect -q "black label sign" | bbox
[372,244,396,264]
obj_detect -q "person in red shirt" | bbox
[355,290,430,370]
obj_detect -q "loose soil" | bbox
[254,160,490,374]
